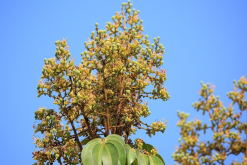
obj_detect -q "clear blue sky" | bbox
[0,0,246,164]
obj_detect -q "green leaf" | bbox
[149,155,165,165]
[136,150,149,165]
[92,143,102,165]
[126,144,136,165]
[132,159,138,165]
[101,145,112,165]
[81,139,102,165]
[106,142,119,165]
[81,134,126,165]
[106,134,125,165]
[107,140,125,165]
[106,134,125,148]
[143,155,149,165]
[155,154,165,165]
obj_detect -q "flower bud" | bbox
[95,23,98,27]
[60,47,65,53]
[51,115,55,120]
[46,116,50,121]
[52,128,56,132]
[55,40,61,45]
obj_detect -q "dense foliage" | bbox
[32,1,169,164]
[173,75,247,165]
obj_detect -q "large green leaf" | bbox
[107,134,125,148]
[126,144,136,165]
[100,145,113,165]
[81,139,102,165]
[132,159,137,165]
[155,154,165,165]
[81,134,126,165]
[106,135,126,165]
[149,155,165,165]
[136,149,149,165]
[92,143,102,165]
[107,140,125,165]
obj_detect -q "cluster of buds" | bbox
[150,148,158,155]
[133,105,151,118]
[173,152,200,165]
[62,139,80,164]
[130,126,137,134]
[32,107,81,164]
[173,75,247,164]
[135,138,144,150]
[151,121,167,133]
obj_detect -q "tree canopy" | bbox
[32,1,169,164]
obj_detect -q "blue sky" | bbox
[0,0,246,164]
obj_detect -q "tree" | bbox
[32,1,169,164]
[173,75,247,165]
